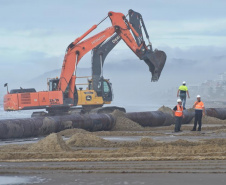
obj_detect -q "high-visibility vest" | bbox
[179,85,188,91]
[194,101,204,110]
[175,105,183,117]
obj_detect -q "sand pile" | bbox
[66,133,113,147]
[201,115,226,124]
[111,110,144,131]
[158,106,173,116]
[29,133,71,152]
[189,115,226,125]
[40,117,58,135]
[1,135,226,161]
[58,128,89,137]
[61,120,73,129]
[66,133,157,148]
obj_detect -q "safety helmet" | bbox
[197,95,201,98]
[177,99,182,102]
[182,81,186,84]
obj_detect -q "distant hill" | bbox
[1,54,226,107]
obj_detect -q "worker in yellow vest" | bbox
[177,81,190,109]
[191,95,205,131]
[172,99,184,132]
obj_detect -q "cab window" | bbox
[103,81,110,93]
[49,81,58,91]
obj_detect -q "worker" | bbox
[177,81,190,109]
[191,95,205,131]
[172,99,184,132]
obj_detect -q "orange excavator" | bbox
[3,10,166,115]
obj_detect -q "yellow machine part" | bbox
[77,89,111,106]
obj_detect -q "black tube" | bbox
[206,108,226,120]
[126,111,168,127]
[126,110,195,127]
[0,113,115,139]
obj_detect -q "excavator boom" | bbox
[58,26,115,93]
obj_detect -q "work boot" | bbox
[191,128,196,131]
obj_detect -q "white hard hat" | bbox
[182,81,186,84]
[197,95,201,98]
[177,99,182,102]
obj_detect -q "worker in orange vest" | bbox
[172,99,184,132]
[191,95,205,131]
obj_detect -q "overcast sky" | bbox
[1,0,226,102]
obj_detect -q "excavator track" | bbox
[31,106,126,117]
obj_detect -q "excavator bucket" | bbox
[143,49,166,82]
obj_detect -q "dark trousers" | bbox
[180,94,186,109]
[175,116,182,132]
[193,111,203,130]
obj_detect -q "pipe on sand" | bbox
[0,113,115,139]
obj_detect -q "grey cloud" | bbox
[1,0,226,33]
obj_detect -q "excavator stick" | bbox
[143,49,166,82]
[128,9,166,81]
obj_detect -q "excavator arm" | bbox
[92,33,121,92]
[91,10,166,92]
[128,9,166,81]
[58,26,115,93]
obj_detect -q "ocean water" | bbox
[0,106,37,120]
[0,176,45,185]
[0,101,174,120]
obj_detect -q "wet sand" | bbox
[1,161,226,185]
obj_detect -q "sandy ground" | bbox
[0,111,226,184]
[0,160,226,185]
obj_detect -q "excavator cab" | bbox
[48,78,59,91]
[88,78,113,102]
[101,79,113,102]
[48,78,78,105]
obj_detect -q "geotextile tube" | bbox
[126,110,195,127]
[126,111,173,127]
[0,113,115,139]
[206,108,226,120]
[0,108,203,139]
[181,109,195,124]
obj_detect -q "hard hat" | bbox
[182,81,186,84]
[197,95,201,98]
[177,99,182,102]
